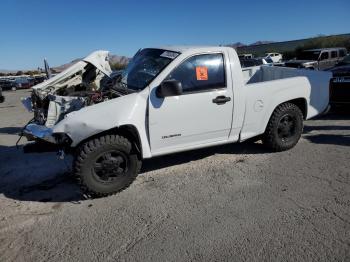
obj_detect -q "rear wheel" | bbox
[74,134,141,197]
[263,103,303,151]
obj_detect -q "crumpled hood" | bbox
[32,50,112,98]
[82,50,112,76]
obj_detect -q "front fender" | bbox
[52,91,152,158]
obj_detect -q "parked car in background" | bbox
[240,57,273,68]
[27,77,35,87]
[14,77,31,89]
[34,75,46,85]
[265,52,283,63]
[0,87,4,103]
[0,78,17,90]
[327,54,350,106]
[285,47,347,70]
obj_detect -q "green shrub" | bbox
[283,35,350,59]
[110,62,127,71]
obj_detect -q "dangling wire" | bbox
[16,117,34,148]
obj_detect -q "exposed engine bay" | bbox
[26,51,130,128]
[31,70,125,127]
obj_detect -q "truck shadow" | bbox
[304,134,350,146]
[141,140,266,173]
[0,127,23,135]
[304,125,350,133]
[0,140,267,203]
[0,145,82,203]
[303,108,350,147]
[313,106,350,120]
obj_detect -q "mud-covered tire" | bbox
[74,134,141,197]
[263,102,303,152]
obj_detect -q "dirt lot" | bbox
[0,89,349,262]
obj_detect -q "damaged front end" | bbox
[21,50,124,150]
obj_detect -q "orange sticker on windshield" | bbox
[196,66,208,80]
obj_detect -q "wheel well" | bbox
[283,98,307,119]
[75,125,143,158]
[117,125,143,158]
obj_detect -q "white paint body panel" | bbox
[31,46,331,159]
[148,48,234,156]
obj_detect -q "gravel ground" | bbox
[0,90,349,262]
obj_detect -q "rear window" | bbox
[331,51,338,58]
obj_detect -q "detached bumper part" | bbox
[23,123,56,143]
[21,97,33,112]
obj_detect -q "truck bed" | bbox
[245,65,330,85]
[238,65,332,141]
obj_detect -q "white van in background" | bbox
[265,53,283,63]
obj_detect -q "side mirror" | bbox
[156,80,183,98]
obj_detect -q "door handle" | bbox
[212,96,231,105]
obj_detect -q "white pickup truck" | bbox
[22,46,331,196]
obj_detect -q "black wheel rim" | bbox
[92,150,129,183]
[277,114,297,142]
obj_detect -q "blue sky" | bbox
[0,0,349,70]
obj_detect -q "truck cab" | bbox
[22,46,331,196]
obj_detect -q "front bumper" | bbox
[23,123,56,143]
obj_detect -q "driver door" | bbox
[148,53,233,155]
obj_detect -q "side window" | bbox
[331,51,338,58]
[320,52,329,60]
[339,49,346,57]
[165,54,226,93]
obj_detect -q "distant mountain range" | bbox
[0,69,18,74]
[52,54,130,72]
[227,41,275,48]
[234,33,350,56]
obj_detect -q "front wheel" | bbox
[263,103,303,152]
[74,134,141,197]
